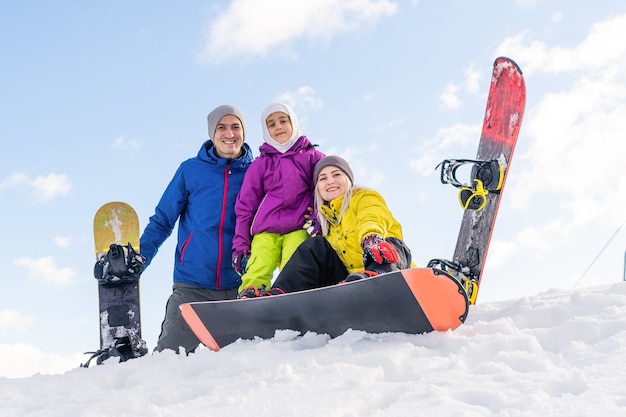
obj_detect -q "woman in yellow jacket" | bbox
[240,155,413,296]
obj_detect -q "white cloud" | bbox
[0,343,85,378]
[483,238,518,270]
[0,172,28,189]
[31,174,71,202]
[464,64,481,94]
[54,236,72,248]
[372,118,404,134]
[0,310,35,334]
[487,219,568,269]
[0,173,71,202]
[438,64,481,111]
[327,144,386,189]
[496,14,626,75]
[201,0,398,63]
[14,256,76,287]
[112,136,139,152]
[409,123,481,175]
[439,82,461,109]
[275,86,324,112]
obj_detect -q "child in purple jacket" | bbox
[232,102,325,293]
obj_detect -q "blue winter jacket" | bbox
[140,140,253,290]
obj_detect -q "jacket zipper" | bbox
[180,232,193,265]
[216,161,231,290]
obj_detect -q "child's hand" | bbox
[303,219,321,237]
[303,206,313,220]
[232,250,250,275]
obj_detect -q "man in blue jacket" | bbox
[140,104,254,353]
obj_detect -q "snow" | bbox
[2,282,626,416]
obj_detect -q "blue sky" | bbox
[2,0,626,375]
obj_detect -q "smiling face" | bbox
[265,111,293,144]
[213,114,244,158]
[316,165,349,202]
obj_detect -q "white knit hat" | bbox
[261,102,303,153]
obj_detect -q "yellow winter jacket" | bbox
[320,189,404,273]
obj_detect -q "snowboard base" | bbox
[97,281,142,351]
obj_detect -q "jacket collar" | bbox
[320,194,345,226]
[198,140,253,168]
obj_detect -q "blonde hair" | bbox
[315,175,368,236]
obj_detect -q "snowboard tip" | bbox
[179,303,221,351]
[493,56,523,75]
[402,268,469,331]
[93,201,140,253]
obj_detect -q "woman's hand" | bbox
[361,235,399,264]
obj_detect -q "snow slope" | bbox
[1,282,625,416]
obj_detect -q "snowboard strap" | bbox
[438,159,504,211]
[458,179,488,211]
[81,334,148,368]
[427,259,479,304]
[438,159,503,189]
[94,242,145,284]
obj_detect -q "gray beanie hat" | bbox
[207,104,247,140]
[314,155,354,184]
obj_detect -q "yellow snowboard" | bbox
[87,201,146,365]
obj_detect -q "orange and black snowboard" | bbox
[180,268,469,352]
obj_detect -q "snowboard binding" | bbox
[94,242,145,284]
[427,258,479,305]
[437,159,504,211]
[81,333,148,368]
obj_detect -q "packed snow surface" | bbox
[2,282,626,416]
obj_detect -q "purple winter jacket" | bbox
[232,136,325,252]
